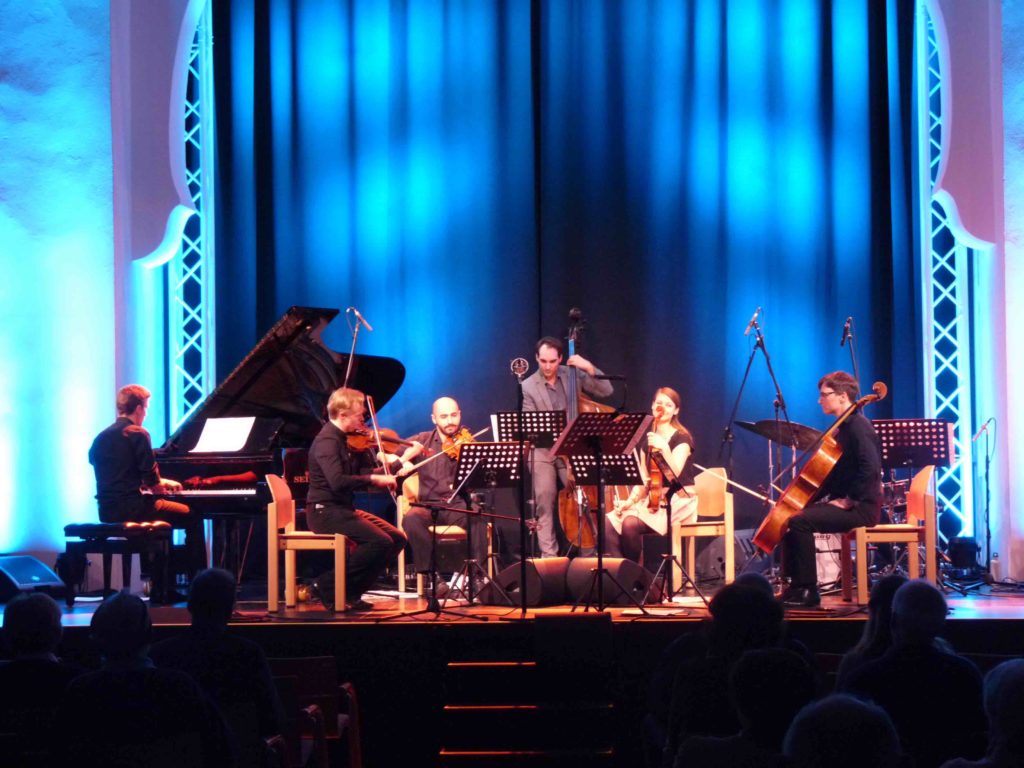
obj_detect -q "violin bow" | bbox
[365,395,399,506]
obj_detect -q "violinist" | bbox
[522,336,613,557]
[606,387,698,563]
[396,397,488,589]
[779,372,882,608]
[305,387,407,612]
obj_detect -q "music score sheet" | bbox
[189,416,256,453]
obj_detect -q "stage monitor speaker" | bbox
[478,557,569,606]
[695,529,759,581]
[565,557,659,606]
[0,555,65,603]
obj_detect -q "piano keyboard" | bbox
[171,488,258,497]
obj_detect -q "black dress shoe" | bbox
[309,581,335,612]
[780,586,821,608]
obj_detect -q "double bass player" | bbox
[778,371,883,607]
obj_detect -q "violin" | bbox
[346,426,416,455]
[442,427,476,460]
[752,382,888,552]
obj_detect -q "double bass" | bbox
[557,308,613,551]
[752,382,888,553]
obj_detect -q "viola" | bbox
[752,382,888,553]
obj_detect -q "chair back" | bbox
[694,467,729,519]
[396,473,419,521]
[266,474,297,532]
[905,465,936,527]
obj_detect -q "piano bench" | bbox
[63,522,173,606]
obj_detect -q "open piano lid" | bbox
[159,306,405,453]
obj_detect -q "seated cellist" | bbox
[779,372,882,607]
[605,387,698,564]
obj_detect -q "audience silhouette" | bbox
[784,693,902,768]
[841,580,985,767]
[0,593,83,763]
[673,647,816,768]
[54,591,235,767]
[151,568,284,736]
[941,659,1024,768]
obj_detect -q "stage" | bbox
[28,582,1024,767]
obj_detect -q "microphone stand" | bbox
[515,369,529,619]
[719,337,760,478]
[343,311,365,390]
[843,318,861,388]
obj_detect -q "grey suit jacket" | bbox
[521,364,613,412]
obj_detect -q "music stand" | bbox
[493,411,567,557]
[554,411,651,611]
[873,418,955,470]
[870,418,965,590]
[446,442,527,606]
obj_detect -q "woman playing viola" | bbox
[606,387,698,564]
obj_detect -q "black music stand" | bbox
[493,410,567,556]
[553,411,651,612]
[446,442,527,607]
[870,418,965,589]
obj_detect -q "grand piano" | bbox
[155,306,404,564]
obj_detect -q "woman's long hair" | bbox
[654,386,692,442]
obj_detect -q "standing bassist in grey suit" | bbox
[521,336,613,556]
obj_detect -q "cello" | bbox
[557,308,612,552]
[752,381,888,553]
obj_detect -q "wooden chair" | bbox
[395,474,493,596]
[672,467,735,587]
[270,657,363,768]
[841,465,937,604]
[266,474,346,611]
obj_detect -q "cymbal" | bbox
[735,419,821,451]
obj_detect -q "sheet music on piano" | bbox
[189,416,258,453]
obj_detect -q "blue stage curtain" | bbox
[214,0,916,518]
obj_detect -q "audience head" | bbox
[891,579,947,645]
[733,571,774,598]
[707,582,784,659]
[90,591,152,660]
[2,592,63,657]
[983,659,1024,755]
[731,648,816,746]
[853,573,906,654]
[784,694,901,768]
[187,568,237,626]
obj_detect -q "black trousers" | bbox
[782,501,878,589]
[604,515,658,564]
[306,503,406,602]
[404,504,489,574]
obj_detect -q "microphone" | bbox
[348,307,374,332]
[510,358,529,380]
[743,307,761,337]
[972,417,994,442]
[592,374,626,381]
[840,317,852,347]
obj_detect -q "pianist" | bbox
[88,384,206,598]
[306,386,407,612]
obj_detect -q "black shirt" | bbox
[89,416,160,503]
[642,429,697,489]
[306,421,376,508]
[408,429,468,508]
[815,411,882,508]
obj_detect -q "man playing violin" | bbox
[779,372,882,608]
[306,387,407,612]
[396,397,488,590]
[522,336,613,557]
